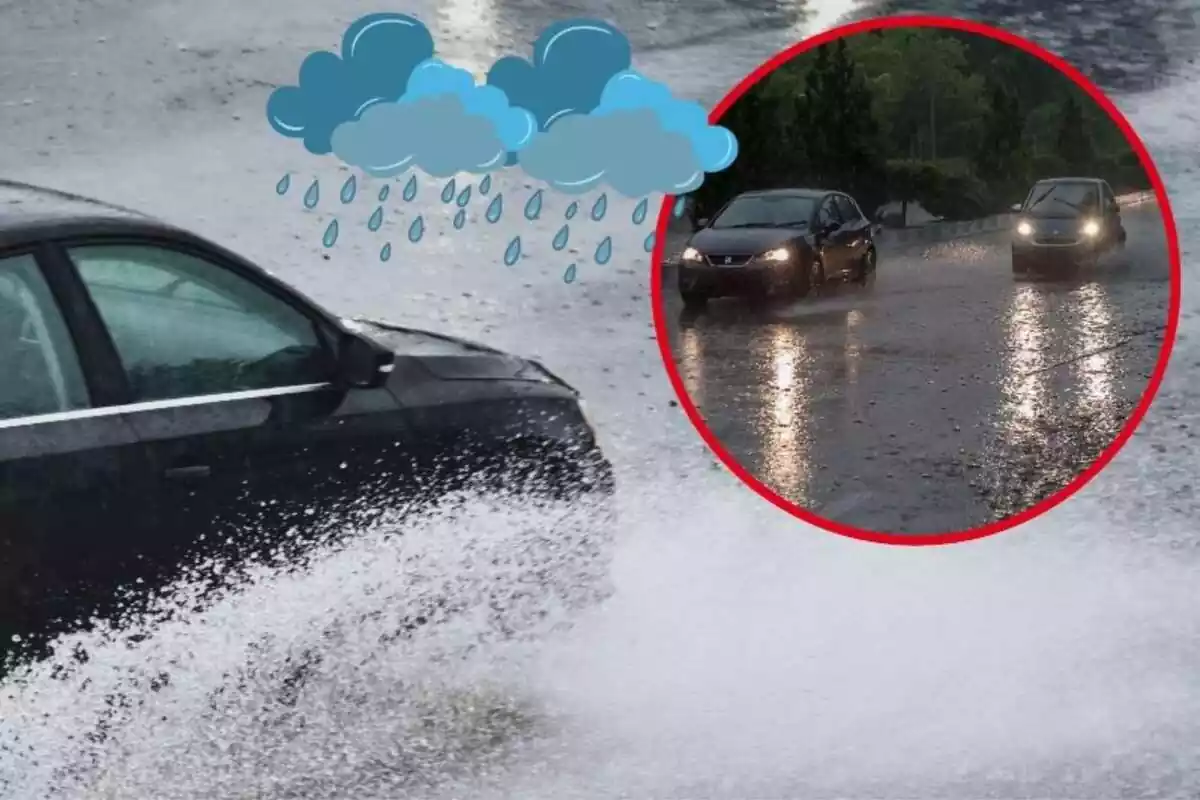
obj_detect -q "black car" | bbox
[0,199,615,670]
[1010,177,1127,277]
[676,189,878,309]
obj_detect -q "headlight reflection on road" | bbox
[761,324,813,505]
[677,326,706,410]
[1001,285,1050,441]
[845,308,864,387]
[1071,282,1117,416]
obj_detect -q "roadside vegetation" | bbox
[691,27,1152,224]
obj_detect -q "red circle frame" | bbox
[649,14,1183,546]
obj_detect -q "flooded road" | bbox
[660,202,1172,533]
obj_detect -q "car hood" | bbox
[341,316,574,388]
[688,226,804,256]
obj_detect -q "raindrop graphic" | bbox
[403,175,418,201]
[456,186,472,208]
[454,209,467,230]
[565,201,578,220]
[380,242,392,262]
[643,232,656,252]
[503,236,522,266]
[590,193,608,222]
[408,216,425,243]
[523,189,544,220]
[303,179,320,209]
[340,175,357,204]
[632,198,649,225]
[552,224,570,251]
[322,219,340,248]
[479,174,493,195]
[378,184,390,202]
[672,195,687,218]
[486,194,504,223]
[594,236,613,264]
[367,206,384,232]
[275,174,291,196]
[563,263,578,283]
[441,179,456,203]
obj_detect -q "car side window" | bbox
[0,253,90,420]
[1101,182,1116,209]
[835,195,862,222]
[68,244,334,402]
[817,197,842,229]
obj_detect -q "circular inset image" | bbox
[651,16,1181,545]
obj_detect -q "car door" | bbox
[815,194,853,278]
[52,238,417,590]
[0,249,155,662]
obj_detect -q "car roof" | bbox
[736,188,837,199]
[1034,176,1104,184]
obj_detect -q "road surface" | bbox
[660,204,1171,533]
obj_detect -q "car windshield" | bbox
[709,195,816,229]
[1023,181,1100,216]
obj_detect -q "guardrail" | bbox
[659,189,1158,267]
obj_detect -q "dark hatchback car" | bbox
[0,202,615,669]
[1010,177,1127,276]
[676,189,878,309]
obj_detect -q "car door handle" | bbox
[164,464,211,480]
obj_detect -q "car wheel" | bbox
[681,291,708,310]
[1012,255,1030,278]
[809,256,825,294]
[859,247,877,287]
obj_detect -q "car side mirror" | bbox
[1009,203,1022,212]
[337,332,394,389]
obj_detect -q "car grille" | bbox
[1033,234,1079,245]
[704,254,753,266]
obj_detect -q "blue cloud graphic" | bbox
[517,109,704,197]
[402,59,536,152]
[513,69,738,197]
[486,19,631,131]
[266,13,435,154]
[331,94,513,178]
[595,70,738,172]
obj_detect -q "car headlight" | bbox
[1015,220,1033,237]
[759,246,790,262]
[1080,218,1101,237]
[681,246,703,262]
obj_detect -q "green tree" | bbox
[974,79,1026,207]
[1055,93,1094,172]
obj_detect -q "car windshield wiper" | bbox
[713,222,771,229]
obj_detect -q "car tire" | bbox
[681,291,709,310]
[858,247,877,288]
[806,256,825,296]
[1011,254,1027,277]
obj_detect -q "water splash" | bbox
[403,175,418,202]
[552,224,570,251]
[563,263,578,283]
[479,174,493,195]
[503,236,522,266]
[672,194,687,218]
[408,216,425,243]
[453,209,467,230]
[632,198,649,225]
[643,232,656,253]
[594,236,612,265]
[524,189,544,221]
[565,201,579,220]
[340,175,357,204]
[275,174,291,196]
[378,184,390,203]
[590,193,608,222]
[441,179,456,203]
[486,195,504,224]
[380,242,392,262]
[367,206,384,232]
[322,219,340,248]
[303,179,320,209]
[456,186,472,208]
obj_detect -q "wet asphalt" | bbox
[659,203,1173,535]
